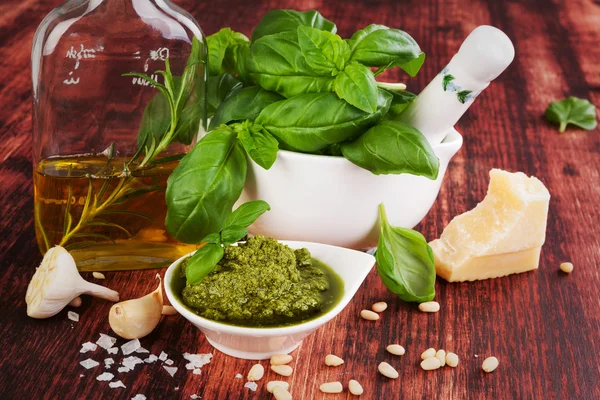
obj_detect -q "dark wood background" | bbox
[1,0,599,399]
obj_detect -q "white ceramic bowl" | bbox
[164,240,375,360]
[239,129,463,249]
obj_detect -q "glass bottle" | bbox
[31,0,207,271]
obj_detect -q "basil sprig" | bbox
[185,201,270,285]
[545,96,597,133]
[375,204,436,302]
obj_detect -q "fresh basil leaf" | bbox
[348,25,424,76]
[297,26,350,73]
[137,91,171,148]
[237,123,279,169]
[165,127,247,243]
[385,90,416,118]
[334,62,378,113]
[375,203,436,302]
[202,232,221,244]
[224,200,271,228]
[256,90,392,152]
[186,243,224,285]
[252,9,337,41]
[545,96,598,132]
[220,225,249,246]
[341,120,439,178]
[207,28,248,76]
[248,31,335,98]
[207,73,243,117]
[210,86,284,129]
[223,40,252,84]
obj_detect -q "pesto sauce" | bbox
[171,238,344,328]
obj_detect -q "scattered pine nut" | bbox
[560,262,574,274]
[446,352,459,367]
[69,297,82,307]
[267,381,290,393]
[372,302,388,313]
[92,272,105,280]
[325,354,344,367]
[270,354,293,365]
[377,362,399,379]
[247,363,264,381]
[420,356,442,371]
[386,344,405,356]
[418,301,440,313]
[360,310,379,321]
[482,357,499,373]
[435,349,446,367]
[162,305,178,315]
[319,382,343,394]
[421,348,436,359]
[348,379,363,395]
[273,386,293,400]
[271,365,293,377]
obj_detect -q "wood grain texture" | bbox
[1,0,599,399]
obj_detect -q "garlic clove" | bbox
[109,275,163,339]
[25,246,119,319]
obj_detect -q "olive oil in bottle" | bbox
[34,155,197,271]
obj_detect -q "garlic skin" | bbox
[25,246,119,319]
[109,275,163,339]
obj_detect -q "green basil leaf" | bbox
[545,96,598,132]
[207,73,242,117]
[252,9,337,41]
[165,127,247,243]
[186,243,224,285]
[248,31,335,98]
[210,86,284,129]
[237,123,279,169]
[348,25,424,76]
[333,62,378,113]
[207,28,236,76]
[224,200,271,228]
[341,120,439,178]
[256,90,392,152]
[297,26,350,73]
[220,225,249,246]
[385,90,416,118]
[202,232,221,244]
[375,204,436,302]
[137,91,171,148]
[223,40,252,84]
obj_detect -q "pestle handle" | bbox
[397,26,515,145]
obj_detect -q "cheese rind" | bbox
[430,169,550,282]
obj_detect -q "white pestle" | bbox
[397,25,515,145]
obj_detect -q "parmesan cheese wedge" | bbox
[430,169,550,282]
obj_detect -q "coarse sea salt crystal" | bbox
[96,372,114,382]
[244,382,258,392]
[107,347,118,355]
[122,356,144,370]
[131,395,147,400]
[193,369,201,375]
[121,339,141,355]
[80,342,98,353]
[164,359,174,366]
[118,366,130,373]
[136,347,149,354]
[190,395,199,399]
[163,366,177,377]
[68,311,80,322]
[235,373,242,379]
[96,334,117,350]
[183,353,213,370]
[80,359,100,370]
[158,351,168,361]
[144,355,158,364]
[109,380,126,389]
[104,358,114,368]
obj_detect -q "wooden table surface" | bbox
[1,0,599,399]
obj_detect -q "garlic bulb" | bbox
[109,275,163,339]
[25,246,119,319]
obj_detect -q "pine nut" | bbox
[247,363,264,381]
[267,381,290,393]
[348,379,363,395]
[386,344,405,356]
[68,297,82,307]
[446,352,459,367]
[420,356,442,371]
[92,272,105,280]
[372,302,388,312]
[377,362,399,379]
[560,262,574,273]
[273,386,293,400]
[270,354,293,365]
[482,356,499,373]
[435,349,446,367]
[421,348,436,359]
[320,382,343,393]
[360,310,379,320]
[325,354,344,366]
[418,301,440,313]
[271,365,293,377]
